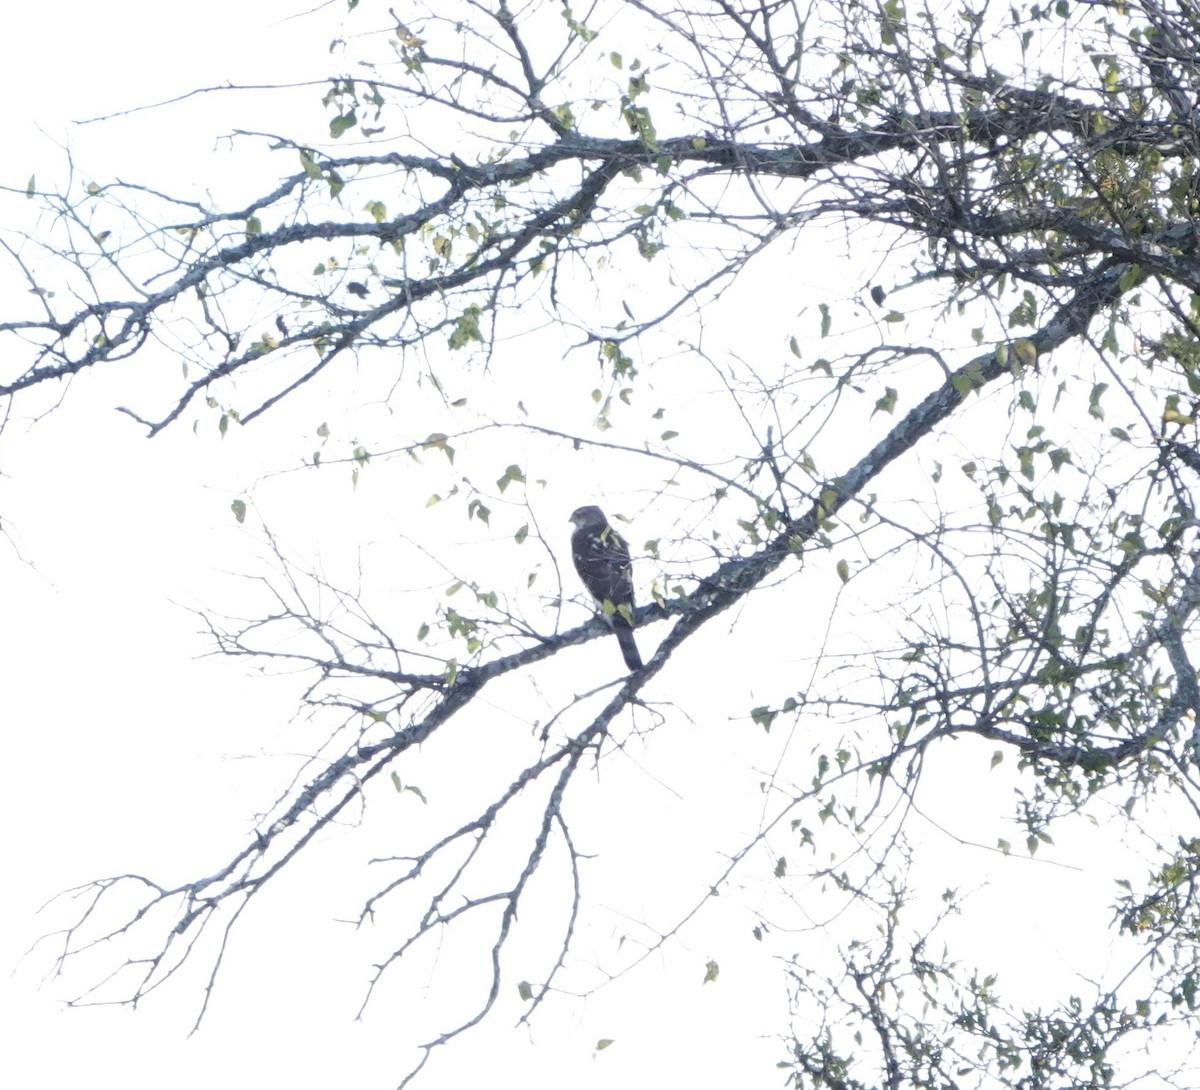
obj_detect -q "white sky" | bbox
[0,6,793,1085]
[0,3,1181,1089]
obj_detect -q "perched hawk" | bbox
[568,505,643,672]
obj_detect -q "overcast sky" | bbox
[0,7,791,1086]
[0,4,1164,1089]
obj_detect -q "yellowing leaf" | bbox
[299,149,323,179]
[1012,338,1038,371]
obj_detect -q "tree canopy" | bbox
[9,0,1200,1086]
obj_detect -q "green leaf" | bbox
[518,981,533,1001]
[751,705,777,732]
[1008,289,1037,328]
[872,387,898,416]
[819,302,831,338]
[1049,447,1071,472]
[561,4,598,41]
[496,464,525,493]
[774,856,787,878]
[25,175,35,199]
[245,216,262,238]
[231,498,247,524]
[329,110,358,138]
[703,959,720,984]
[1012,338,1038,372]
[951,362,986,397]
[299,150,323,179]
[448,305,483,350]
[880,0,906,45]
[1118,263,1142,292]
[595,1039,614,1051]
[421,433,456,463]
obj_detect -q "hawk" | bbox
[568,505,643,672]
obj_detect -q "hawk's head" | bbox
[568,505,608,529]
